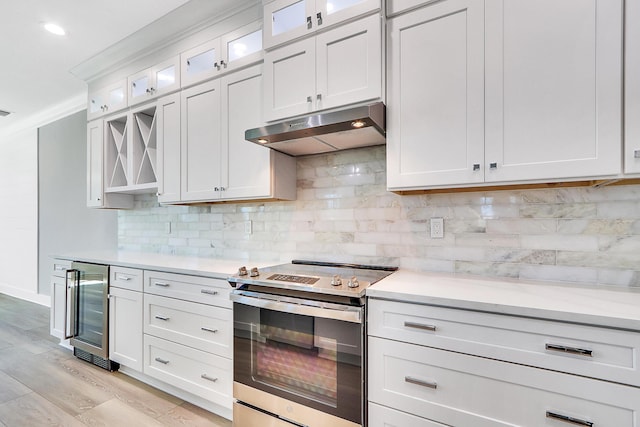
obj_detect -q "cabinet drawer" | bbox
[110,266,143,292]
[369,337,640,427]
[144,270,231,308]
[144,293,232,358]
[368,299,640,387]
[143,334,232,409]
[52,259,72,277]
[369,403,447,427]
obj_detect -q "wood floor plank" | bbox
[156,402,233,427]
[0,371,30,404]
[0,392,85,427]
[76,398,165,427]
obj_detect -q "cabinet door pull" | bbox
[307,16,312,29]
[154,282,170,287]
[201,374,218,382]
[307,96,313,103]
[316,12,323,25]
[404,321,436,332]
[155,357,170,365]
[200,289,219,295]
[546,411,593,426]
[201,327,218,333]
[405,376,437,389]
[634,149,640,158]
[473,163,480,171]
[545,344,593,357]
[489,162,498,169]
[118,275,131,281]
[155,315,170,321]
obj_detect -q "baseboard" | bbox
[0,285,50,306]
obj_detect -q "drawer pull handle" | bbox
[405,376,437,389]
[55,265,66,271]
[546,411,593,427]
[200,289,219,295]
[155,357,170,365]
[118,276,131,281]
[201,327,218,333]
[154,282,170,287]
[545,344,593,357]
[155,315,170,321]
[201,374,218,382]
[404,321,436,332]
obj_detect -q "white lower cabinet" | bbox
[50,259,72,340]
[142,270,233,412]
[108,266,143,371]
[368,299,640,427]
[143,334,232,408]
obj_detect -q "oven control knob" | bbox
[250,267,260,277]
[347,276,360,288]
[331,275,342,286]
[238,266,248,276]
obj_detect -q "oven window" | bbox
[234,302,363,424]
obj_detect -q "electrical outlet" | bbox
[430,217,444,239]
[244,220,253,235]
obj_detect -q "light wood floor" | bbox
[0,293,232,427]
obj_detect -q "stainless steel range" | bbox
[229,260,397,427]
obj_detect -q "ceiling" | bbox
[0,0,241,135]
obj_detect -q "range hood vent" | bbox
[245,102,385,156]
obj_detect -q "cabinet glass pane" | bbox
[108,87,125,106]
[131,76,149,98]
[326,0,365,14]
[156,65,176,90]
[186,49,217,76]
[272,1,305,36]
[89,94,104,114]
[228,29,263,62]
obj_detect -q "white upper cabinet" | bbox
[264,13,382,122]
[221,65,297,201]
[484,0,622,183]
[128,56,181,106]
[181,21,263,88]
[87,79,127,121]
[263,0,380,49]
[626,0,640,175]
[386,0,484,190]
[388,0,624,191]
[156,93,181,204]
[180,79,223,202]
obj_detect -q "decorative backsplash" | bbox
[119,146,640,287]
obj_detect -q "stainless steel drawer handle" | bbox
[155,357,170,365]
[546,411,593,426]
[404,321,436,332]
[155,315,170,321]
[545,344,593,357]
[200,289,219,295]
[118,275,131,281]
[154,282,170,287]
[55,265,66,271]
[201,327,218,333]
[405,376,437,389]
[201,374,218,383]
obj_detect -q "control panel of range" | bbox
[236,266,362,288]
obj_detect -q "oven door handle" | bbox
[230,292,363,324]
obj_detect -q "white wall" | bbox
[0,128,41,303]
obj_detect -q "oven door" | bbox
[232,290,364,426]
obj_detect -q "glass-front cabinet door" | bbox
[128,56,180,106]
[181,39,223,88]
[87,79,128,121]
[263,0,380,49]
[221,21,264,72]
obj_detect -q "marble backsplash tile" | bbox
[118,146,640,287]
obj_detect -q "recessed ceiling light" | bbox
[44,23,66,36]
[0,110,11,117]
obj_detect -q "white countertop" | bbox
[52,251,272,279]
[368,270,640,331]
[53,251,640,330]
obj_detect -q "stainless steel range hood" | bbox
[245,102,385,156]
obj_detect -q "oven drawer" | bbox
[369,403,448,427]
[143,334,232,409]
[144,270,231,308]
[234,402,297,427]
[369,337,640,427]
[368,298,640,387]
[110,266,143,292]
[144,293,232,358]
